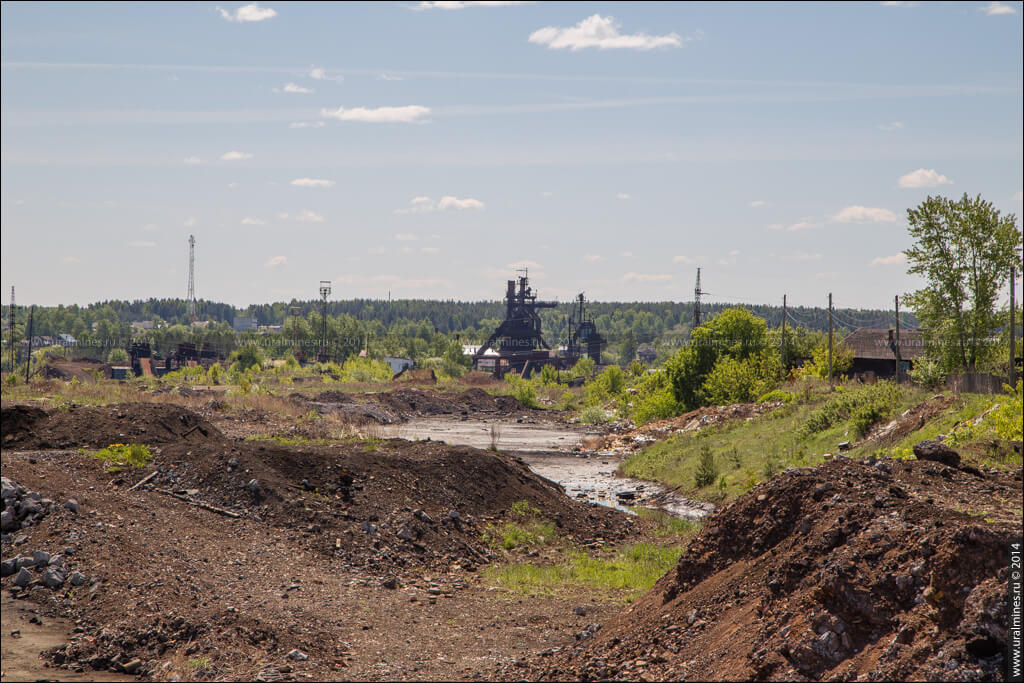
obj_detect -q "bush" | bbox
[694,445,718,488]
[909,357,946,389]
[230,345,263,371]
[568,357,595,380]
[107,348,130,364]
[339,356,392,383]
[991,381,1023,441]
[538,363,560,387]
[505,376,540,409]
[758,389,794,404]
[578,405,608,424]
[798,381,904,438]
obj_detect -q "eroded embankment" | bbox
[519,455,1021,681]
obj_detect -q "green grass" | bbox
[620,381,931,503]
[484,542,685,600]
[632,507,704,539]
[92,443,154,472]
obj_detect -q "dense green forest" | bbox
[0,297,914,366]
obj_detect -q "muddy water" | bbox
[380,418,712,520]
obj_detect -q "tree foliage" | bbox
[903,194,1022,372]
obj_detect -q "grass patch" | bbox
[632,507,703,539]
[621,380,930,504]
[485,542,685,600]
[92,443,153,472]
[577,405,609,425]
[483,500,557,550]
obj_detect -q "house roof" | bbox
[840,328,926,361]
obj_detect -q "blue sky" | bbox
[2,1,1021,309]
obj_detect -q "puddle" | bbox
[381,418,712,520]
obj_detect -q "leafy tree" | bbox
[230,344,263,371]
[107,348,130,364]
[903,194,1022,372]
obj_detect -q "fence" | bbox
[945,373,1009,395]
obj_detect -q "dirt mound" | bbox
[392,368,437,384]
[2,403,221,450]
[603,401,782,453]
[522,456,1021,681]
[40,358,111,383]
[864,394,956,446]
[460,371,501,386]
[298,387,537,424]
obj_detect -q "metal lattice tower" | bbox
[187,235,196,319]
[319,280,331,362]
[7,287,14,372]
[693,268,704,328]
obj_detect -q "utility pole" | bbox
[187,235,196,322]
[827,293,833,385]
[781,294,787,376]
[25,305,35,384]
[1011,264,1019,387]
[7,287,14,373]
[319,281,331,363]
[894,295,901,383]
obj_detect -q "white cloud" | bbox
[221,150,254,161]
[831,206,899,223]
[218,4,277,22]
[880,1,918,6]
[289,121,326,129]
[672,254,695,264]
[528,14,689,51]
[278,82,313,94]
[437,196,485,211]
[142,223,160,232]
[982,1,1016,15]
[321,105,430,123]
[62,256,81,263]
[1014,189,1023,201]
[616,192,632,200]
[749,200,766,207]
[128,241,156,248]
[394,195,484,214]
[184,217,196,227]
[421,247,441,254]
[878,121,904,131]
[898,168,953,188]
[277,210,324,223]
[290,178,335,188]
[506,260,544,271]
[183,156,203,164]
[333,273,454,290]
[541,191,554,197]
[241,217,266,225]
[584,253,602,262]
[294,210,324,222]
[379,73,405,81]
[227,182,240,189]
[871,253,907,266]
[621,251,633,258]
[416,1,534,8]
[728,250,740,256]
[264,255,287,267]
[309,67,343,82]
[395,233,418,241]
[781,219,822,232]
[368,246,388,255]
[621,272,672,283]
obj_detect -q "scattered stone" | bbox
[64,499,79,514]
[574,606,587,616]
[41,569,66,589]
[913,440,961,468]
[13,567,33,587]
[287,649,308,661]
[32,550,51,566]
[69,571,88,586]
[380,576,399,589]
[122,658,143,674]
[413,509,433,524]
[1,557,18,576]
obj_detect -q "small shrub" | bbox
[758,389,794,404]
[694,445,718,488]
[578,405,608,424]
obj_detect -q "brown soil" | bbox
[2,403,220,450]
[294,387,547,425]
[41,358,113,383]
[863,393,956,446]
[518,456,1021,681]
[1,402,647,681]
